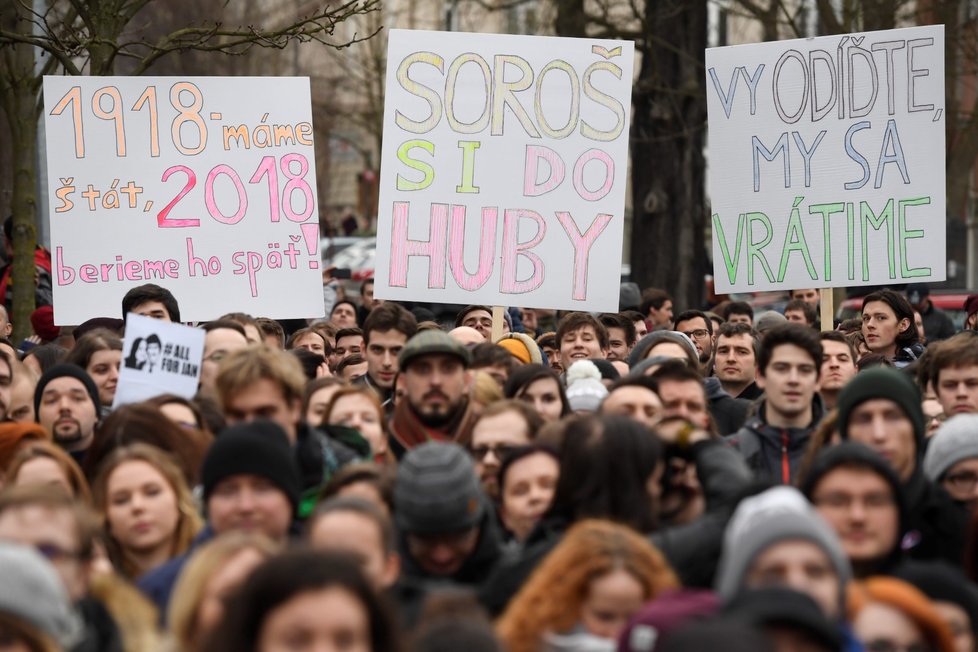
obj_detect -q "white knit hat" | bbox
[565,360,609,412]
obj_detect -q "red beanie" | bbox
[30,306,59,342]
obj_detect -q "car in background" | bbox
[327,237,376,282]
[320,237,364,265]
[837,290,975,331]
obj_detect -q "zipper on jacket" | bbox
[781,431,790,484]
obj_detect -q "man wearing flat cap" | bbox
[389,330,479,458]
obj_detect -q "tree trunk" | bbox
[4,39,39,343]
[630,1,708,310]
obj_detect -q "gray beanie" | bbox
[754,311,788,333]
[923,414,978,482]
[395,441,485,535]
[715,487,851,611]
[0,542,83,647]
[627,331,698,368]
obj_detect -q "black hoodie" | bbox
[799,442,909,578]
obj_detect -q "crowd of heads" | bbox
[0,279,977,651]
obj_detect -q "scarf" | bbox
[390,396,478,452]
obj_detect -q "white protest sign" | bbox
[113,313,204,407]
[706,26,946,293]
[374,30,634,312]
[42,76,324,324]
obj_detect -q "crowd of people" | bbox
[0,273,977,652]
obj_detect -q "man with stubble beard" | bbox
[389,330,479,458]
[34,364,100,460]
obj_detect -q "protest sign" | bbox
[374,29,634,312]
[706,26,946,293]
[42,76,324,324]
[113,313,204,407]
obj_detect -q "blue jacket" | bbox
[136,526,215,622]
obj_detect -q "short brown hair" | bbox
[556,313,608,350]
[929,332,978,386]
[820,330,858,361]
[363,303,417,343]
[216,345,306,412]
[256,318,286,348]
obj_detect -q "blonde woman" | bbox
[91,444,202,579]
[167,533,280,652]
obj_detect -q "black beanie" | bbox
[836,368,925,452]
[202,420,301,515]
[33,364,101,419]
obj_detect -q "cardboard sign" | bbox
[42,76,324,323]
[706,26,946,293]
[113,313,204,407]
[374,30,634,311]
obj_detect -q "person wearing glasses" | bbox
[837,368,966,567]
[198,320,249,398]
[0,485,126,651]
[673,309,716,371]
[468,400,543,500]
[924,415,978,513]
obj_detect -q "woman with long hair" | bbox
[91,443,202,578]
[167,533,280,652]
[497,519,679,652]
[206,549,401,652]
[504,364,571,423]
[65,328,123,409]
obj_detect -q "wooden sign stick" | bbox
[820,288,834,331]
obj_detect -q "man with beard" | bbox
[389,330,479,457]
[34,364,100,459]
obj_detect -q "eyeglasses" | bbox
[470,443,518,461]
[813,492,895,511]
[681,329,711,340]
[926,412,947,425]
[944,470,978,493]
[863,640,927,652]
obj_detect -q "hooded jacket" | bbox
[837,368,967,566]
[396,495,503,627]
[724,396,825,485]
[799,442,909,578]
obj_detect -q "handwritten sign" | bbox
[42,77,324,324]
[706,26,946,293]
[373,30,634,312]
[113,313,204,407]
